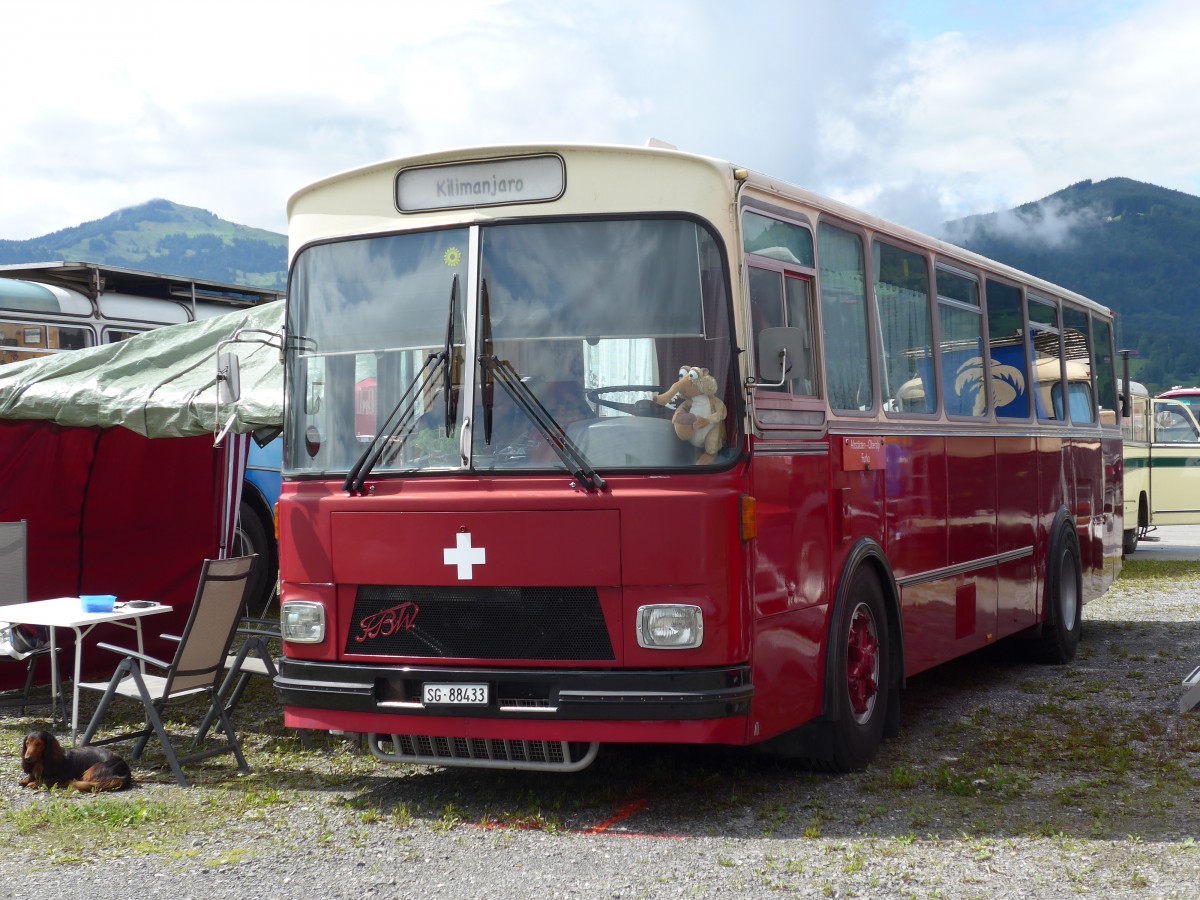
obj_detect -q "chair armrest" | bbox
[237,617,281,638]
[94,641,172,671]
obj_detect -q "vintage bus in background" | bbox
[1120,380,1200,552]
[0,261,282,609]
[274,143,1123,772]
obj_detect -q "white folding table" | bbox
[0,597,171,743]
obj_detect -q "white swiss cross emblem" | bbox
[443,531,486,580]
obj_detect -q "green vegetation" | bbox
[0,199,285,289]
[944,177,1200,393]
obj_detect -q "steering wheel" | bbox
[586,385,672,417]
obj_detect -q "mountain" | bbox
[4,184,1196,390]
[942,178,1200,392]
[0,199,286,290]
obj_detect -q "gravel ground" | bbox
[3,536,1200,899]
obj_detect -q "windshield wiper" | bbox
[344,276,460,494]
[442,274,460,437]
[477,276,602,489]
[343,351,444,494]
[478,352,607,493]
[480,279,495,444]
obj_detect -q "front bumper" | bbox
[276,658,754,721]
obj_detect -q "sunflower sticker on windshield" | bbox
[443,247,462,268]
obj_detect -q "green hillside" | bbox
[942,178,1200,392]
[0,199,286,290]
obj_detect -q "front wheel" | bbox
[825,569,891,772]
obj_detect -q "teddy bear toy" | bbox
[654,365,727,463]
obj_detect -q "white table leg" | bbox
[47,626,61,721]
[70,626,83,745]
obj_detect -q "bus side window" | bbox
[1154,400,1200,443]
[936,266,986,418]
[748,267,816,396]
[1091,316,1119,426]
[818,223,873,412]
[1028,296,1065,422]
[874,241,935,415]
[985,280,1030,419]
[1062,306,1096,425]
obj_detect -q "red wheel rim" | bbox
[846,602,879,724]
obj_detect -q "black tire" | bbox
[825,568,891,772]
[233,500,277,615]
[1123,528,1138,556]
[1036,519,1082,664]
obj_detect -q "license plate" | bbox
[422,683,489,706]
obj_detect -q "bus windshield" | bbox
[285,216,736,477]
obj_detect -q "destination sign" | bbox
[395,155,565,212]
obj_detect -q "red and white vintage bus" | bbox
[275,143,1123,772]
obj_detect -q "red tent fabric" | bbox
[0,419,225,690]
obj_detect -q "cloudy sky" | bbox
[1,0,1196,240]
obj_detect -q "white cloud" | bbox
[0,0,1195,242]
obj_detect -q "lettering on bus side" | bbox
[842,436,886,472]
[356,602,420,642]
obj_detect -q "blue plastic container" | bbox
[81,594,117,613]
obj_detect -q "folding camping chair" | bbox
[78,555,258,787]
[0,520,66,719]
[192,615,280,746]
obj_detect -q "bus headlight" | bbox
[636,604,704,649]
[281,601,326,643]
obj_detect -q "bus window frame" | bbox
[1027,293,1067,424]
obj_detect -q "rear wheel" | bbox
[233,500,277,615]
[1122,528,1138,555]
[826,569,890,772]
[1035,519,1082,664]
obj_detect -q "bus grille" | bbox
[346,585,615,661]
[369,733,600,772]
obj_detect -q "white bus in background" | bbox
[1120,379,1200,553]
[0,261,283,609]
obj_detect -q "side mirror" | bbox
[756,326,808,388]
[217,352,241,405]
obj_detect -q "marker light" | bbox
[281,601,326,643]
[636,604,704,649]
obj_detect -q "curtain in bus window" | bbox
[481,220,709,340]
[873,242,934,414]
[583,339,658,416]
[818,224,873,412]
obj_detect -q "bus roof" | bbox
[0,261,283,306]
[287,141,1113,319]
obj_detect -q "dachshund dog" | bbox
[19,731,132,792]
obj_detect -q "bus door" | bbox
[746,263,830,728]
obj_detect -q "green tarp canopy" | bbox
[0,300,283,439]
